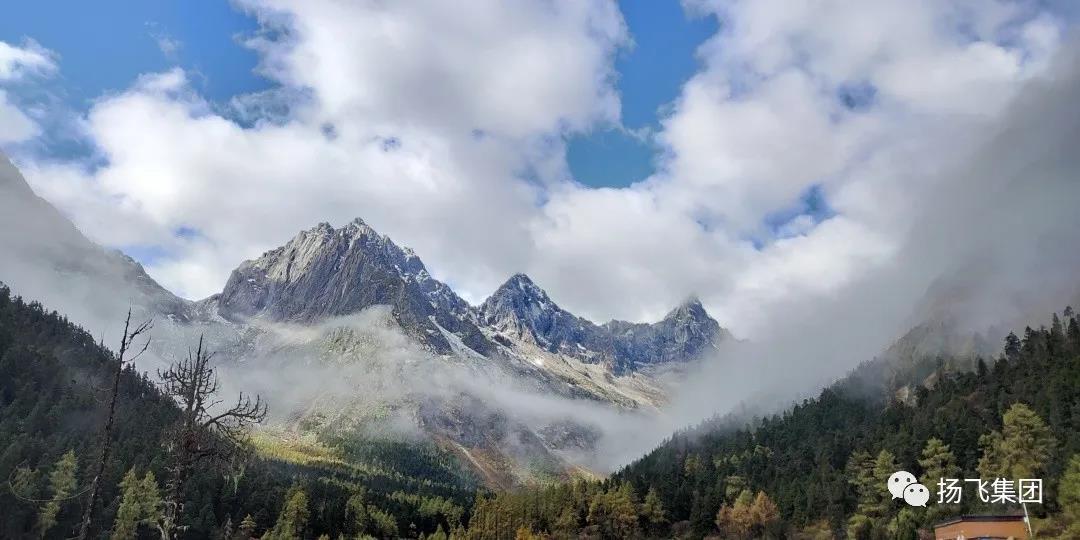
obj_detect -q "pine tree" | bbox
[553,506,578,536]
[429,524,449,540]
[346,491,369,535]
[513,525,539,540]
[1058,454,1080,535]
[918,438,960,493]
[139,472,161,525]
[238,514,257,538]
[368,507,398,538]
[1004,331,1021,360]
[846,449,887,539]
[1067,315,1080,352]
[267,488,310,540]
[723,475,747,502]
[610,482,639,538]
[111,469,161,540]
[38,449,78,539]
[871,450,898,508]
[111,470,142,540]
[641,486,667,530]
[892,508,919,540]
[978,403,1057,480]
[1049,313,1066,354]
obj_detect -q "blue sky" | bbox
[1,0,712,189]
[565,1,717,188]
[0,1,270,104]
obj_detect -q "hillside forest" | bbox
[2,284,1079,538]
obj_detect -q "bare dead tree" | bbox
[76,308,153,540]
[155,335,267,540]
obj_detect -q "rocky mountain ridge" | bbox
[213,218,493,355]
[210,218,730,372]
[480,273,730,372]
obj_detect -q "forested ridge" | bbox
[4,279,1080,539]
[0,285,476,539]
[462,310,1080,539]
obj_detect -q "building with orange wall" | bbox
[933,515,1029,540]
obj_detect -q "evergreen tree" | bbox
[977,403,1057,480]
[917,438,960,522]
[846,449,887,539]
[346,491,369,535]
[367,507,398,538]
[1059,454,1080,537]
[513,525,539,540]
[1066,312,1080,356]
[641,486,667,531]
[1004,331,1021,360]
[238,514,257,538]
[429,523,448,540]
[111,469,161,540]
[918,438,960,495]
[846,450,878,516]
[111,469,142,540]
[723,475,747,502]
[892,508,919,540]
[38,449,78,539]
[267,488,310,540]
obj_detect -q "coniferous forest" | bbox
[2,282,1080,539]
[0,286,475,539]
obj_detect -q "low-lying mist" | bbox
[658,40,1080,450]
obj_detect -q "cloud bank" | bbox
[3,1,1067,338]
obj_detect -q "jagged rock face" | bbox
[217,219,492,355]
[479,273,607,351]
[605,299,731,369]
[480,273,727,372]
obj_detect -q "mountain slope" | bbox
[463,310,1080,538]
[0,152,192,324]
[0,285,480,539]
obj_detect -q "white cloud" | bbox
[6,0,1075,352]
[0,41,58,145]
[0,90,40,144]
[12,0,628,301]
[237,0,626,139]
[0,40,56,81]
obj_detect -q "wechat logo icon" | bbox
[887,471,930,507]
